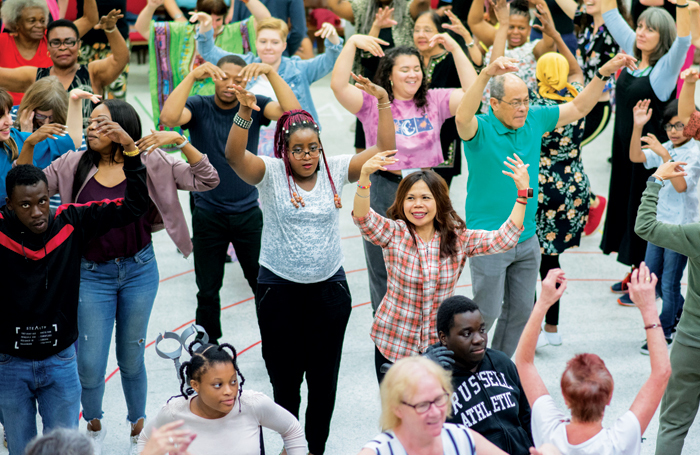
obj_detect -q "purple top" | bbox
[77,177,152,262]
[356,88,454,169]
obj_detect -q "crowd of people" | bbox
[2,0,700,454]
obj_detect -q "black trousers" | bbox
[256,279,352,455]
[193,205,262,342]
[539,255,561,326]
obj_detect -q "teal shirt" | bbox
[462,105,559,242]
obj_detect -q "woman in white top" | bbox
[138,342,307,455]
[515,264,672,455]
[223,75,395,455]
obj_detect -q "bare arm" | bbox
[532,2,558,60]
[246,0,273,24]
[678,0,691,38]
[689,2,700,47]
[354,151,400,218]
[630,100,652,163]
[135,0,164,39]
[678,68,698,125]
[0,67,37,93]
[553,0,577,19]
[235,64,301,120]
[429,33,477,113]
[66,89,100,149]
[224,91,267,186]
[639,0,665,5]
[89,10,130,94]
[74,0,99,38]
[327,0,355,23]
[442,9,483,66]
[539,10,583,84]
[163,0,187,21]
[468,0,497,47]
[410,0,432,20]
[160,63,227,127]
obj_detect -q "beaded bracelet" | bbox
[644,323,662,330]
[357,182,371,189]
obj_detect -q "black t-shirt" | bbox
[183,94,271,214]
[78,0,129,44]
[532,0,574,34]
[631,0,676,26]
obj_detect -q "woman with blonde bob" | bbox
[359,356,559,455]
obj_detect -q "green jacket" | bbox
[635,182,700,348]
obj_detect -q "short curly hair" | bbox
[0,0,48,32]
[373,46,429,112]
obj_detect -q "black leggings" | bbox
[581,100,612,147]
[539,255,561,326]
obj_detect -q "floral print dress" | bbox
[532,82,591,255]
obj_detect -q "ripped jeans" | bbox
[77,243,159,424]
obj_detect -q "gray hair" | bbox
[490,75,507,100]
[25,429,94,455]
[0,0,49,32]
[635,7,676,67]
[359,0,408,35]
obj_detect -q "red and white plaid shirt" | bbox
[353,209,522,362]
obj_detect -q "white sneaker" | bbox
[544,330,562,346]
[130,434,140,455]
[536,332,549,349]
[87,426,106,455]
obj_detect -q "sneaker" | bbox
[536,332,549,349]
[611,270,634,294]
[640,337,673,355]
[584,195,607,236]
[130,434,140,455]
[87,426,106,455]
[543,330,562,346]
[617,293,635,307]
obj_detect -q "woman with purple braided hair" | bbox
[223,73,395,455]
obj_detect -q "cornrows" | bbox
[273,109,342,209]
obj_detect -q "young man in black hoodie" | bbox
[0,153,147,455]
[437,295,534,455]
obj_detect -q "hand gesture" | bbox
[190,62,227,81]
[70,88,102,104]
[627,262,658,313]
[532,3,558,38]
[599,53,637,78]
[442,10,471,40]
[189,11,213,32]
[314,22,340,45]
[502,153,530,189]
[25,123,68,146]
[225,6,234,24]
[135,129,185,153]
[428,33,460,53]
[654,160,688,181]
[423,343,455,370]
[373,7,397,29]
[148,0,165,7]
[360,150,399,175]
[641,133,667,157]
[350,34,390,57]
[351,72,389,101]
[436,5,453,16]
[632,99,652,127]
[230,85,261,111]
[238,62,273,82]
[94,9,123,31]
[91,116,136,148]
[19,110,35,133]
[141,420,196,455]
[485,56,519,76]
[491,0,510,25]
[537,269,567,309]
[681,67,700,83]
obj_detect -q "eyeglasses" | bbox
[496,98,530,108]
[290,146,321,160]
[401,392,450,414]
[34,112,53,123]
[48,38,77,49]
[664,122,685,132]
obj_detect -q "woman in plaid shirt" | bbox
[353,152,530,380]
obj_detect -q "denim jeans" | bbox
[0,345,81,455]
[77,243,159,424]
[644,242,688,338]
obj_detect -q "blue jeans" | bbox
[0,345,81,455]
[77,243,159,424]
[645,242,688,338]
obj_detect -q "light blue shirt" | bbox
[643,139,700,225]
[196,28,343,128]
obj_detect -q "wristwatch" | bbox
[648,175,665,187]
[595,69,611,81]
[517,188,534,198]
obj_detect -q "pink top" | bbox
[0,34,52,105]
[356,88,454,170]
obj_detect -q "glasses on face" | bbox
[401,392,450,414]
[48,38,77,49]
[496,98,530,109]
[34,112,53,123]
[664,122,685,132]
[290,146,321,160]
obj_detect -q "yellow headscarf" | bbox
[537,52,579,102]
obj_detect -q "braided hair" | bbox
[177,342,246,412]
[273,109,341,209]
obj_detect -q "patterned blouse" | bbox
[353,209,522,362]
[575,7,620,92]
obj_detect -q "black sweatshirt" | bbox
[0,155,148,360]
[446,349,533,455]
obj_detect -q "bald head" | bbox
[490,74,527,101]
[489,73,530,130]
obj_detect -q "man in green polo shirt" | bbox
[455,55,637,357]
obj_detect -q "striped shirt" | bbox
[363,423,477,455]
[353,209,522,362]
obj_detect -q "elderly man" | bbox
[456,55,636,357]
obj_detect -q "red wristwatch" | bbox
[517,188,533,199]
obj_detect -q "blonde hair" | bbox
[379,356,453,431]
[0,88,18,161]
[256,18,288,42]
[15,77,69,129]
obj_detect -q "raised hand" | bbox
[94,9,124,31]
[238,63,274,82]
[373,7,397,29]
[190,62,227,81]
[19,110,35,133]
[360,150,399,175]
[350,34,390,57]
[231,85,261,111]
[189,11,213,32]
[70,88,102,104]
[351,72,389,101]
[641,133,667,157]
[436,5,453,16]
[135,129,186,153]
[627,262,658,312]
[653,160,688,181]
[632,99,652,127]
[428,33,460,53]
[532,3,559,38]
[681,67,700,83]
[491,0,510,25]
[537,269,567,309]
[502,153,530,190]
[485,56,519,76]
[314,22,341,45]
[25,123,68,146]
[442,9,471,40]
[599,53,637,77]
[91,116,136,148]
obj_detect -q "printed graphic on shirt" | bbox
[15,324,59,349]
[451,370,517,428]
[394,117,434,136]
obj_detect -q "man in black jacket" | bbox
[0,156,147,455]
[437,295,534,455]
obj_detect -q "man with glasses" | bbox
[160,56,299,343]
[455,55,637,357]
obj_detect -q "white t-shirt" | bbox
[256,154,352,283]
[137,390,307,455]
[363,423,477,455]
[248,76,277,158]
[531,395,641,455]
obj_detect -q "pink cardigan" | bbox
[42,149,219,257]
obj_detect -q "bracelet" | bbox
[104,27,117,34]
[355,192,370,198]
[174,137,189,149]
[233,113,253,130]
[595,69,611,81]
[357,182,371,189]
[377,102,391,107]
[676,3,689,8]
[516,198,527,205]
[644,323,662,330]
[378,106,392,110]
[123,146,140,157]
[173,13,184,19]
